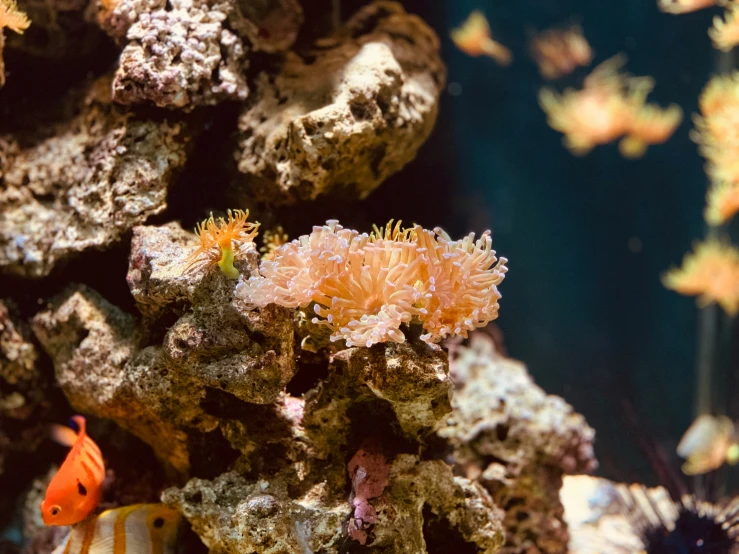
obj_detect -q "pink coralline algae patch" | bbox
[347,439,391,545]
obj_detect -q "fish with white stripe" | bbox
[52,503,182,554]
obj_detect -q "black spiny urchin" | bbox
[619,485,739,553]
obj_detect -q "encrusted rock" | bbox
[32,224,296,474]
[0,77,194,278]
[111,0,250,108]
[164,454,505,554]
[0,299,40,419]
[233,1,445,204]
[163,471,348,553]
[304,340,452,459]
[438,334,597,554]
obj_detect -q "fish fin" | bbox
[50,424,79,447]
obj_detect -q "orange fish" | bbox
[40,415,105,526]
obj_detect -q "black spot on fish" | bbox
[77,481,87,496]
[153,517,165,529]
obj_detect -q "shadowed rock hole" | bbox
[200,386,254,419]
[369,145,386,179]
[286,355,329,396]
[187,428,240,479]
[349,102,372,121]
[421,504,477,554]
[495,423,509,441]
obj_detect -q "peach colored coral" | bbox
[663,240,739,316]
[530,25,593,80]
[0,0,29,33]
[185,209,259,276]
[694,73,739,187]
[705,180,739,225]
[236,221,508,348]
[710,2,739,52]
[658,0,718,13]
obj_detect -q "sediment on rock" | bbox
[233,1,446,204]
[0,76,196,279]
[438,334,598,554]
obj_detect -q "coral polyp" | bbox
[236,220,508,348]
[710,2,739,52]
[662,239,739,316]
[530,25,593,80]
[185,209,259,279]
[658,0,718,13]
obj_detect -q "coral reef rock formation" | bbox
[163,455,505,554]
[32,223,296,474]
[0,77,195,278]
[110,0,250,108]
[234,1,445,204]
[0,299,48,480]
[438,334,598,554]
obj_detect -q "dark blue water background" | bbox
[365,0,720,482]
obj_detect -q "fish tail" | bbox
[50,424,78,447]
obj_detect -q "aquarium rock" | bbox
[438,334,598,554]
[0,77,194,278]
[233,1,445,204]
[110,0,251,108]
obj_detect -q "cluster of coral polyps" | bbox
[237,220,508,348]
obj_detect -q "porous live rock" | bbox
[0,77,194,278]
[163,455,505,554]
[438,334,598,554]
[32,224,296,474]
[110,0,250,108]
[0,299,41,419]
[163,471,348,554]
[234,1,446,204]
[303,339,452,459]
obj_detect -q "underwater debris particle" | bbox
[185,209,259,279]
[450,10,512,66]
[529,25,593,80]
[677,414,739,475]
[662,239,739,316]
[236,220,507,348]
[710,2,739,51]
[658,0,718,13]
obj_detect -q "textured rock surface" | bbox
[0,77,194,278]
[303,340,452,459]
[0,299,41,419]
[438,334,597,554]
[111,0,250,108]
[31,224,295,474]
[234,1,445,204]
[163,455,505,554]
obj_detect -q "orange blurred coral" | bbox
[658,0,718,13]
[705,180,739,225]
[0,0,29,33]
[663,240,739,316]
[541,56,680,157]
[693,73,739,187]
[260,226,289,261]
[450,10,512,66]
[710,1,739,51]
[185,209,259,279]
[236,220,508,347]
[619,103,683,159]
[530,25,593,80]
[0,0,29,88]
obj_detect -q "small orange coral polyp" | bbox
[185,209,259,278]
[710,3,739,52]
[663,241,739,316]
